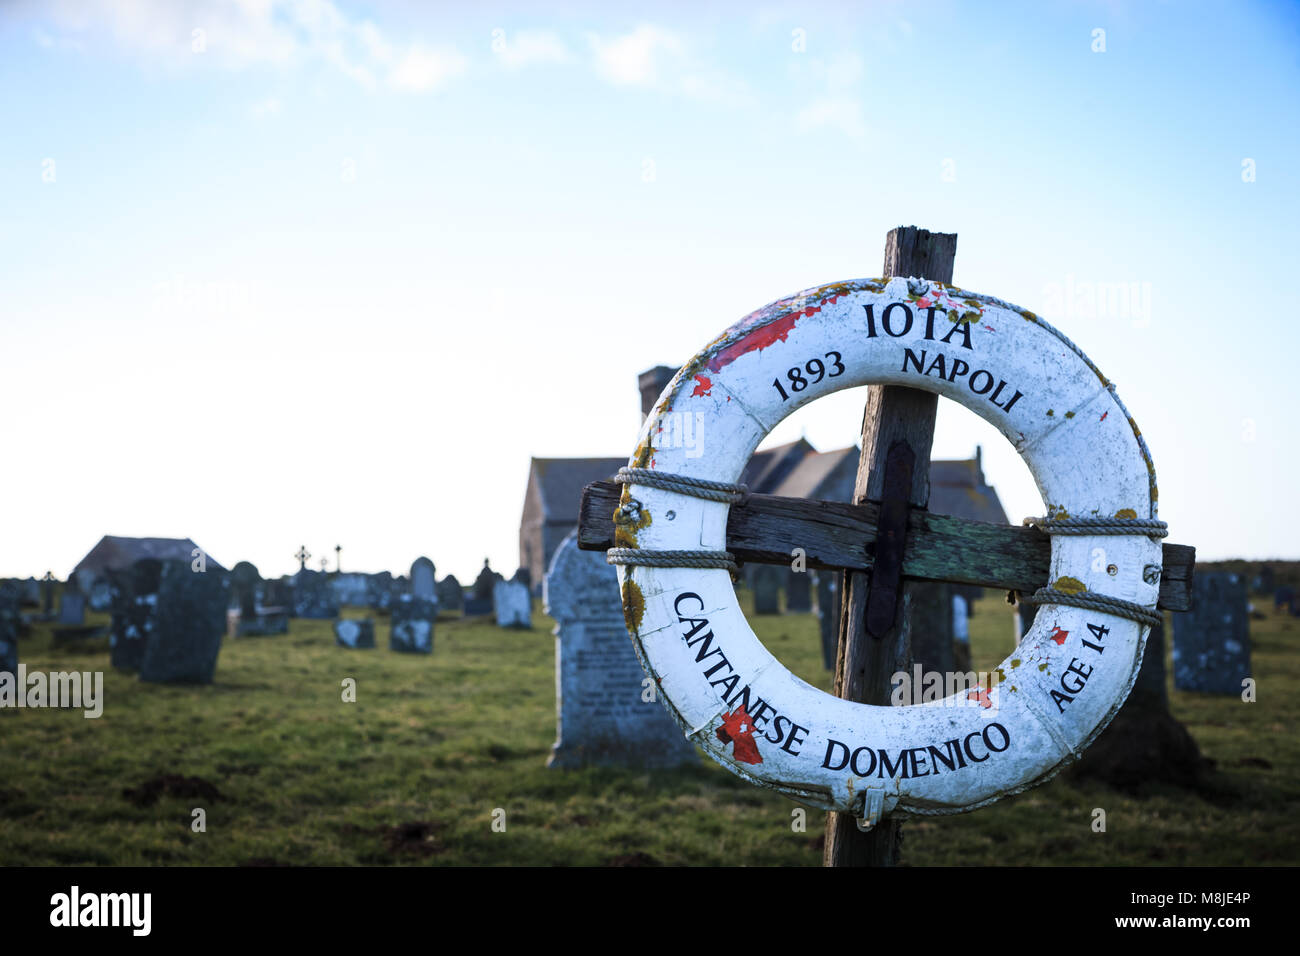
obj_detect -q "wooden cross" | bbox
[295,546,310,571]
[319,556,329,573]
[575,226,1196,867]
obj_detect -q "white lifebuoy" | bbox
[614,277,1162,818]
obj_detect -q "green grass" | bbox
[2,592,1296,866]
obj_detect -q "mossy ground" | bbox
[2,587,1295,866]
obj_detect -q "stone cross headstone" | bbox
[751,565,782,615]
[1172,572,1251,695]
[545,532,697,768]
[410,558,436,600]
[58,590,86,626]
[334,618,376,649]
[494,576,531,628]
[814,570,840,670]
[785,568,812,612]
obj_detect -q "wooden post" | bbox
[823,226,958,867]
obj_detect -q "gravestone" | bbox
[364,572,393,611]
[410,558,437,601]
[1274,587,1295,613]
[137,560,229,683]
[751,565,782,615]
[334,618,376,649]
[474,559,501,600]
[263,578,294,615]
[229,562,288,637]
[785,568,812,612]
[1256,565,1274,594]
[108,560,159,671]
[814,570,840,670]
[494,575,531,628]
[390,597,435,653]
[331,572,370,607]
[436,574,463,612]
[41,574,55,617]
[1172,572,1251,695]
[0,591,19,679]
[545,532,696,768]
[293,569,339,619]
[88,577,113,612]
[22,578,40,608]
[58,591,86,626]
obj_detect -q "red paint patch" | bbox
[1050,626,1069,646]
[967,688,993,709]
[692,375,713,397]
[983,324,996,332]
[1100,411,1109,422]
[716,706,763,765]
[707,311,801,373]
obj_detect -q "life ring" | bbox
[612,276,1163,819]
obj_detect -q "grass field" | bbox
[2,588,1297,866]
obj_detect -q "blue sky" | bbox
[2,0,1297,581]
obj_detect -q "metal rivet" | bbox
[666,510,676,520]
[1107,564,1118,576]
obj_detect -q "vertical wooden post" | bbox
[823,226,957,867]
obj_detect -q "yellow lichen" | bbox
[1053,576,1088,595]
[621,579,645,633]
[613,503,652,548]
[1115,508,1138,520]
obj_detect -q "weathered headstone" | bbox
[21,578,40,608]
[1274,587,1295,612]
[474,559,501,600]
[58,591,86,626]
[293,569,339,619]
[751,565,782,615]
[1173,572,1251,695]
[785,568,812,612]
[545,533,696,768]
[137,560,229,684]
[263,578,294,615]
[334,618,376,649]
[88,577,112,612]
[41,572,55,617]
[410,558,436,600]
[229,561,288,637]
[364,572,394,611]
[814,570,840,670]
[108,560,159,671]
[0,590,20,679]
[1256,565,1274,595]
[494,575,531,628]
[436,574,463,612]
[390,597,435,653]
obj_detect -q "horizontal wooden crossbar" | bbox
[577,480,1195,612]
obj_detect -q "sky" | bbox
[2,0,1298,582]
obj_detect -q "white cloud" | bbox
[34,0,467,94]
[249,95,281,117]
[588,24,684,87]
[493,29,569,70]
[797,97,865,140]
[388,42,467,92]
[585,24,751,106]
